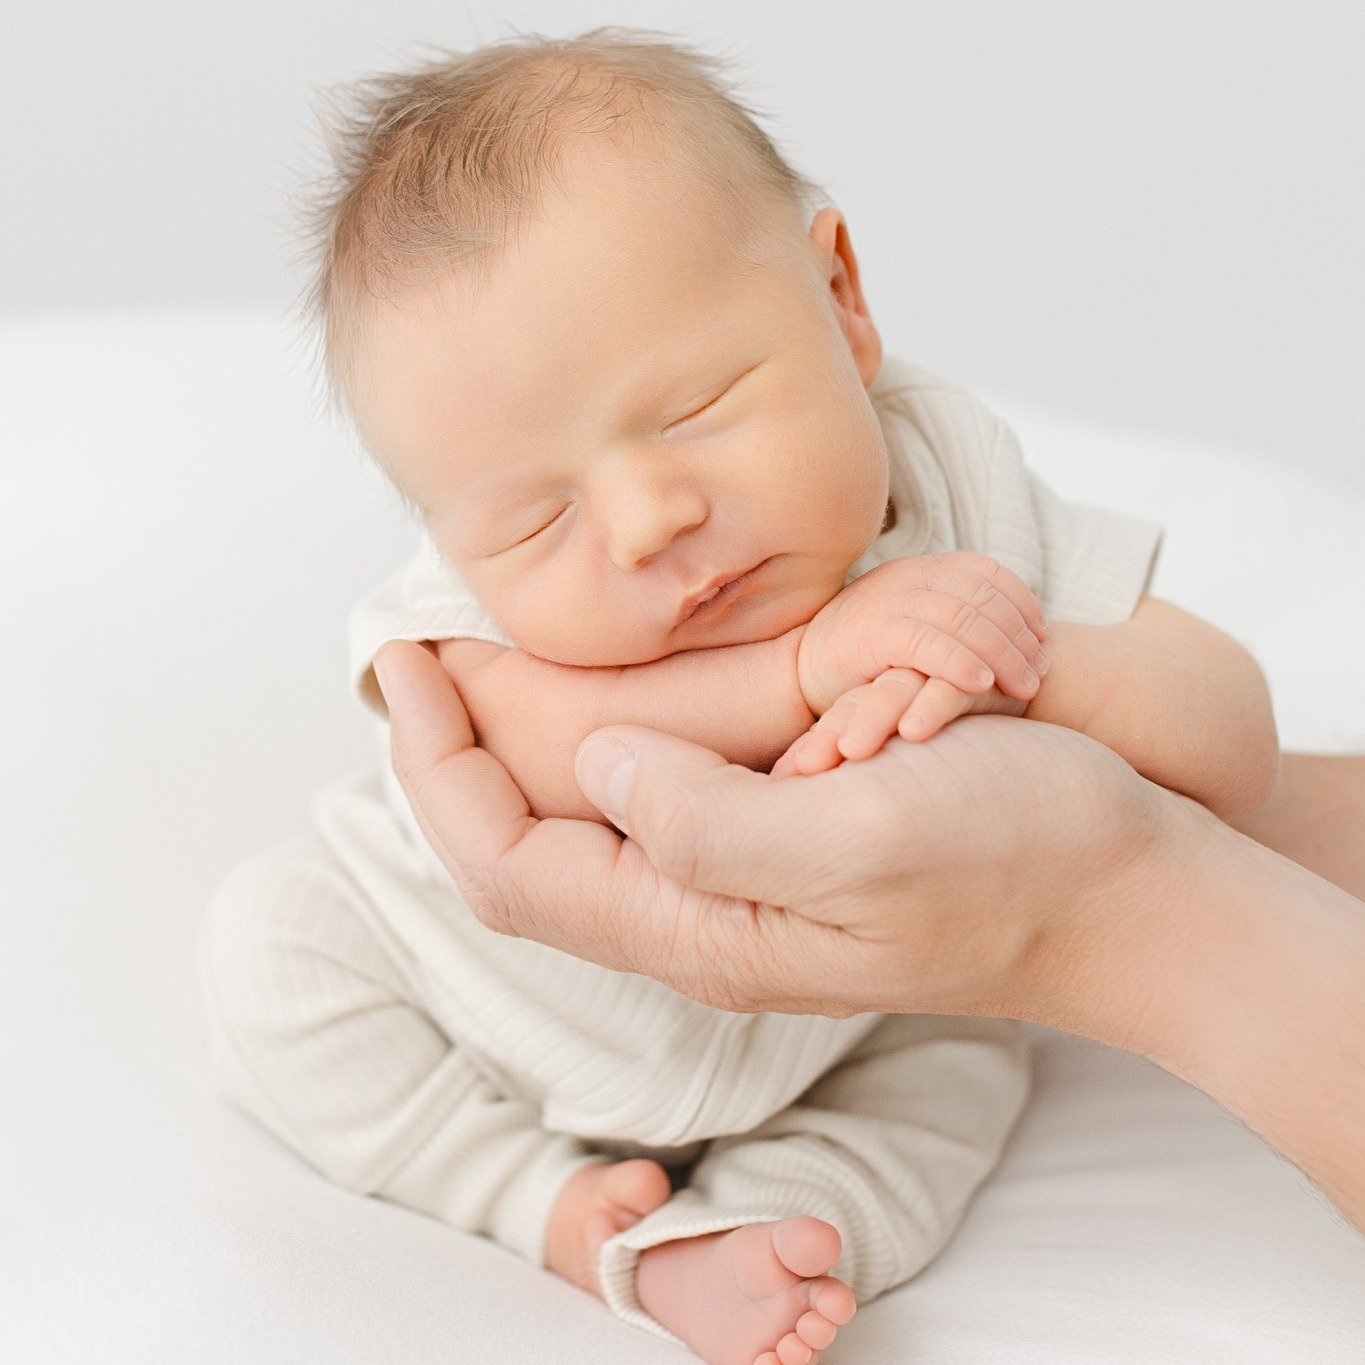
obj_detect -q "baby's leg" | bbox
[596,1014,1029,1365]
[199,829,614,1268]
[1225,752,1365,900]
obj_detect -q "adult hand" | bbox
[371,636,1174,1026]
[373,636,1365,1227]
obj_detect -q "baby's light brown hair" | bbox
[286,25,831,455]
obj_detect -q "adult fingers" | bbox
[373,639,540,932]
[371,643,825,1008]
[574,725,850,910]
[498,822,839,1014]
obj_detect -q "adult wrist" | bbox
[1015,776,1219,1053]
[1029,774,1365,1221]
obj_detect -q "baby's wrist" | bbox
[793,621,840,719]
[786,624,820,718]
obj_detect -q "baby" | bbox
[199,29,1281,1365]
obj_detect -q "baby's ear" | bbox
[809,207,882,386]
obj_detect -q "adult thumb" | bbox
[573,726,803,906]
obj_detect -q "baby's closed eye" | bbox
[505,504,571,549]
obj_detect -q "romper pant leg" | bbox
[198,829,604,1268]
[596,1013,1030,1344]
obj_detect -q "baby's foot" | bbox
[636,1216,857,1365]
[545,1158,672,1295]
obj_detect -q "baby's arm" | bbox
[436,556,1047,822]
[1022,595,1280,821]
[434,628,816,823]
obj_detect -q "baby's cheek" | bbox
[503,586,664,667]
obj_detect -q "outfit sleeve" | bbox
[197,833,601,1267]
[348,529,515,719]
[899,374,1164,625]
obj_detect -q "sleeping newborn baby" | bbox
[200,30,1281,1365]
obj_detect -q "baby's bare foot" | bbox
[636,1216,856,1365]
[545,1158,672,1295]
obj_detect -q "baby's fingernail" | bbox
[902,715,926,736]
[1036,651,1051,676]
[975,665,994,686]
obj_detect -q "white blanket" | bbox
[1,311,1360,1362]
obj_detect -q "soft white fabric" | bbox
[1,310,1361,1362]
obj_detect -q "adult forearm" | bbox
[1223,752,1365,902]
[1052,793,1365,1229]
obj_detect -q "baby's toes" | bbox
[603,1158,671,1220]
[796,1308,838,1350]
[583,1209,621,1249]
[812,1278,857,1326]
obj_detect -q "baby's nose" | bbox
[602,479,708,572]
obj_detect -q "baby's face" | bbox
[353,140,889,667]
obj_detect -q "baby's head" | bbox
[296,27,892,666]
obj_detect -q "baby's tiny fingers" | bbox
[882,620,997,694]
[898,677,976,741]
[899,587,1041,701]
[791,717,847,775]
[940,552,1049,641]
[836,670,927,761]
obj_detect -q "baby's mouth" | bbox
[678,559,770,623]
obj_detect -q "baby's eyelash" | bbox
[668,388,727,430]
[508,505,568,549]
[665,360,762,432]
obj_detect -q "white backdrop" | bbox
[3,1,1363,497]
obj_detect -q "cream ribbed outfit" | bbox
[199,356,1163,1345]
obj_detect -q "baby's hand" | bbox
[795,552,1050,718]
[771,667,1027,778]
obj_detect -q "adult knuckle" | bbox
[697,919,769,1013]
[473,858,523,936]
[646,782,712,887]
